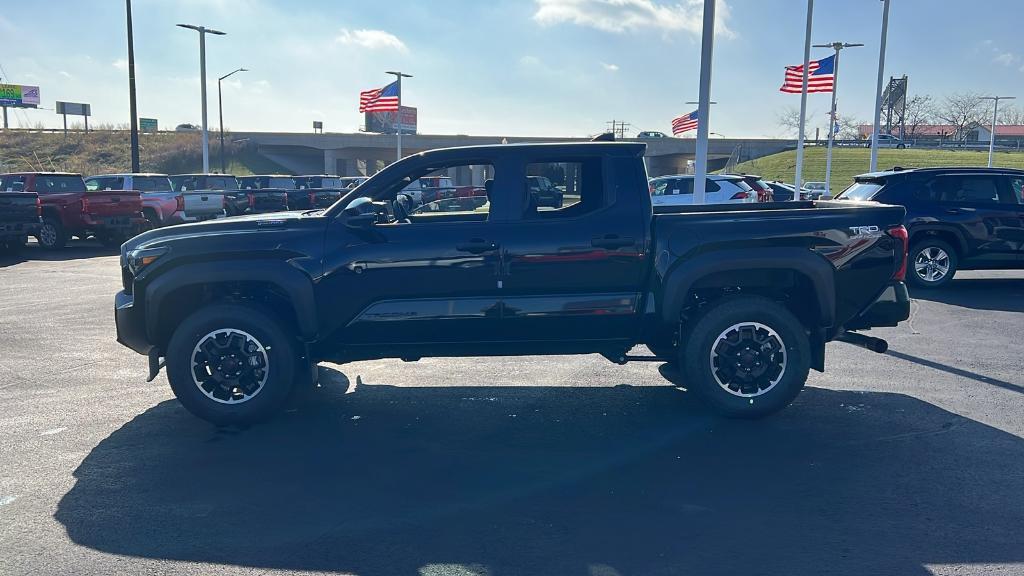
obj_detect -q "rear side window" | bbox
[1009,177,1023,204]
[205,177,237,190]
[838,181,884,201]
[928,175,1003,204]
[35,175,86,193]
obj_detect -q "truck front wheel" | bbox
[681,296,810,418]
[166,303,296,426]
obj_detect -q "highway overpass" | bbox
[230,131,796,177]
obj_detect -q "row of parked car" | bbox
[648,173,828,206]
[0,172,368,251]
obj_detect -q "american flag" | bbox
[359,81,400,113]
[780,54,835,93]
[671,110,698,135]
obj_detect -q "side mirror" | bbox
[345,211,377,229]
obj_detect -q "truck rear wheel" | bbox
[37,217,66,250]
[680,296,810,418]
[166,303,296,426]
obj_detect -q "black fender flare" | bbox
[143,260,318,343]
[907,224,968,256]
[660,247,836,328]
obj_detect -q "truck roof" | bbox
[89,173,169,178]
[0,171,81,176]
[411,142,646,162]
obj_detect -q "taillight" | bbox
[309,191,317,207]
[35,196,42,218]
[888,225,909,281]
[248,192,255,209]
[649,184,655,195]
[176,195,185,212]
[730,191,752,200]
[81,196,90,213]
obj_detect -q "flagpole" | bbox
[386,71,412,162]
[869,0,891,172]
[794,0,813,192]
[814,42,862,197]
[692,0,716,205]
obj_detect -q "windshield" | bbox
[837,181,884,201]
[133,177,172,193]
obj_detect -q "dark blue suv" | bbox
[836,167,1024,288]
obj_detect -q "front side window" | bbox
[401,163,494,220]
[1009,177,1023,204]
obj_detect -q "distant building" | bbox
[858,123,1024,145]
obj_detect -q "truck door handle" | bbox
[946,207,975,214]
[456,239,499,254]
[592,235,635,249]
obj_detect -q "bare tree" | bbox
[934,92,988,141]
[835,115,864,140]
[776,107,803,137]
[903,95,937,137]
[997,103,1024,126]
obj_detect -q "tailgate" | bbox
[181,190,225,216]
[0,193,39,224]
[310,188,342,208]
[85,191,142,216]
[249,190,289,212]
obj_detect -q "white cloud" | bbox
[994,51,1019,66]
[112,59,128,71]
[334,28,407,52]
[58,70,72,79]
[600,62,619,71]
[533,0,733,38]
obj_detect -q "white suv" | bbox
[649,175,757,205]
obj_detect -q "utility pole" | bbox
[218,68,247,173]
[869,0,891,172]
[385,71,412,162]
[981,95,1016,167]
[126,0,140,172]
[177,24,226,173]
[692,0,716,205]
[813,41,863,196]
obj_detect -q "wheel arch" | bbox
[660,248,836,329]
[909,226,966,257]
[143,260,318,349]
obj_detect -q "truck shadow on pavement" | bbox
[0,242,118,267]
[56,368,1024,576]
[909,276,1024,313]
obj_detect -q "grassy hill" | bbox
[729,147,1024,189]
[0,130,286,176]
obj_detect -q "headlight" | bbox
[127,246,169,275]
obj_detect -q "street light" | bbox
[691,0,716,205]
[869,0,891,173]
[126,0,140,172]
[177,23,225,173]
[385,71,412,161]
[980,95,1016,167]
[218,67,247,173]
[813,41,863,196]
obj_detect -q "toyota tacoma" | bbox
[115,142,910,425]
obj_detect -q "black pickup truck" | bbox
[0,191,40,250]
[114,142,910,425]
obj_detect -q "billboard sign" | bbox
[56,101,91,116]
[365,106,417,135]
[0,84,40,108]
[139,118,158,132]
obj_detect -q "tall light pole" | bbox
[177,23,225,173]
[981,95,1015,167]
[385,71,412,162]
[869,0,891,172]
[126,0,140,172]
[794,0,814,191]
[813,41,863,196]
[692,0,716,205]
[218,67,247,173]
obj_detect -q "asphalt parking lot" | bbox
[1,241,1023,576]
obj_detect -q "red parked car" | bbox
[0,172,146,249]
[731,174,776,202]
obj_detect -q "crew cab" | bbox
[835,167,1024,288]
[86,173,225,227]
[0,187,40,250]
[1,172,146,249]
[293,175,346,209]
[171,174,240,216]
[114,142,910,426]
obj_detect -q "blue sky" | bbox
[1,0,1022,137]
